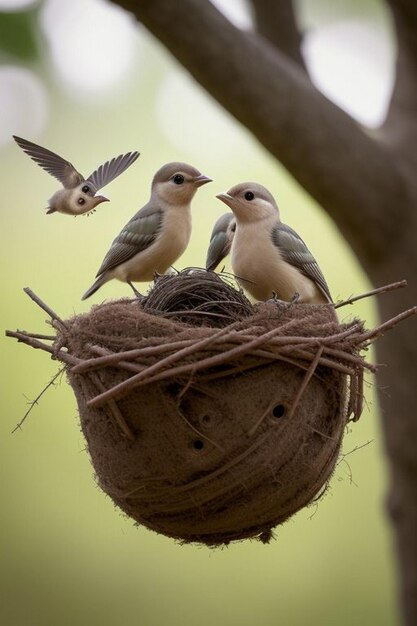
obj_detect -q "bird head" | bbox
[151,162,212,206]
[75,193,109,214]
[216,182,279,223]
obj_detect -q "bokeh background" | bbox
[1,1,398,624]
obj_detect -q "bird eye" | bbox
[244,191,255,201]
[173,174,185,185]
[78,198,86,205]
[231,223,236,232]
[82,185,90,193]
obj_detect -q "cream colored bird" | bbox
[216,183,332,304]
[14,135,139,216]
[82,162,212,300]
[205,212,236,271]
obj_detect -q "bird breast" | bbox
[114,205,192,282]
[231,222,321,303]
[157,204,192,265]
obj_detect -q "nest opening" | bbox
[272,404,285,418]
[141,269,254,327]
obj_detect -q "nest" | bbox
[7,272,415,546]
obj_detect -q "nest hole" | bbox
[192,439,205,452]
[272,404,286,418]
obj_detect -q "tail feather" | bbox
[81,274,107,300]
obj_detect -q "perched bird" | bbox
[82,162,212,300]
[216,183,332,304]
[13,135,139,216]
[205,212,236,271]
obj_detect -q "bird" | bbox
[216,182,332,304]
[13,135,140,216]
[205,212,236,271]
[81,162,212,300]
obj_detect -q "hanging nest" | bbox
[6,272,416,546]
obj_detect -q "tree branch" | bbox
[251,0,307,72]
[111,0,409,268]
[383,1,417,158]
[387,0,417,31]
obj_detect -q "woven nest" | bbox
[7,272,415,546]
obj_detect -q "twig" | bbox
[334,280,407,309]
[347,374,358,421]
[285,347,355,374]
[247,400,277,437]
[200,351,312,381]
[323,346,376,372]
[5,330,79,365]
[287,345,324,419]
[71,339,199,374]
[199,358,272,381]
[340,439,373,459]
[88,373,135,441]
[360,306,417,343]
[159,310,232,320]
[12,368,65,433]
[16,331,56,341]
[88,345,145,374]
[352,370,364,422]
[307,425,338,441]
[23,287,67,329]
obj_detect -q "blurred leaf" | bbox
[0,5,42,62]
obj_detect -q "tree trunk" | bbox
[372,237,417,625]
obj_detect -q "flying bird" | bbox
[205,212,236,271]
[13,135,140,216]
[216,182,332,304]
[82,162,212,300]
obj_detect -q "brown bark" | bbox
[251,0,307,71]
[110,0,417,622]
[384,1,417,156]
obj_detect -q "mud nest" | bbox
[7,272,415,546]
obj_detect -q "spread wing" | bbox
[86,151,140,192]
[13,135,84,188]
[272,222,332,302]
[206,213,236,271]
[96,204,163,277]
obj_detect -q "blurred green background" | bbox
[0,1,398,625]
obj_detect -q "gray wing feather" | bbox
[13,135,83,188]
[272,222,332,302]
[96,204,163,277]
[86,151,140,192]
[206,232,231,271]
[206,213,235,271]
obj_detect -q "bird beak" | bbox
[216,192,233,208]
[96,195,109,203]
[193,174,212,187]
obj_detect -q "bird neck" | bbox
[234,208,278,226]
